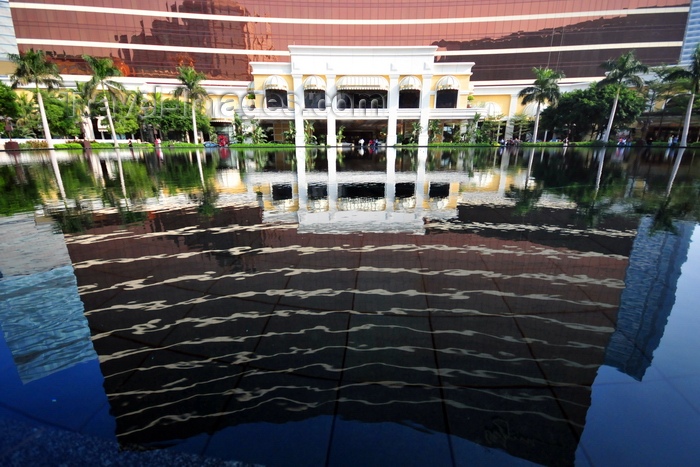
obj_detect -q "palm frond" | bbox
[82,54,124,99]
[665,44,700,94]
[8,49,63,90]
[599,51,648,89]
[518,67,564,107]
[175,65,209,102]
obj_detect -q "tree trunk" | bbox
[532,102,541,142]
[102,85,119,149]
[680,92,695,146]
[36,89,54,149]
[191,101,198,145]
[601,88,620,143]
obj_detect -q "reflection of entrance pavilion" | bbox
[245,46,480,146]
[247,147,573,234]
[63,158,637,465]
[247,147,466,233]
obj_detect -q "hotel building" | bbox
[1,0,696,144]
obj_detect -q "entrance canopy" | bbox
[436,75,459,91]
[336,76,389,91]
[303,75,326,91]
[264,75,289,91]
[399,76,422,91]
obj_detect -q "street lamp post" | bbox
[3,117,13,141]
[3,116,20,151]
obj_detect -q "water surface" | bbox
[1,145,699,466]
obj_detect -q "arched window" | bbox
[303,76,326,110]
[399,76,421,108]
[264,75,289,109]
[266,91,288,109]
[335,76,388,109]
[336,93,352,110]
[435,76,459,109]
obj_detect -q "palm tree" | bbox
[173,66,208,145]
[82,55,126,148]
[304,119,316,144]
[125,89,147,141]
[663,44,700,146]
[518,67,564,143]
[74,81,95,140]
[8,49,62,148]
[246,120,268,144]
[598,51,648,143]
[14,93,40,138]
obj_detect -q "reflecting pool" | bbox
[1,145,699,466]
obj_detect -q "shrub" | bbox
[566,140,606,147]
[18,140,49,149]
[54,142,84,149]
[520,141,566,147]
[118,142,152,149]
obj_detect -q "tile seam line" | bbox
[8,3,690,25]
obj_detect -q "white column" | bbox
[292,74,305,147]
[385,147,396,212]
[506,93,519,140]
[418,74,432,146]
[326,75,337,146]
[387,75,399,146]
[327,114,337,147]
[328,146,338,214]
[498,146,510,195]
[296,147,308,212]
[415,147,428,212]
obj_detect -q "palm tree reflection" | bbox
[195,150,219,217]
[636,148,700,234]
[506,148,543,214]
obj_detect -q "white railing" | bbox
[236,106,487,121]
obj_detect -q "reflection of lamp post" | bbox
[566,123,576,143]
[138,116,145,142]
[146,123,161,143]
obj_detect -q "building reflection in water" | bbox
[0,214,97,383]
[51,148,691,466]
[604,217,695,381]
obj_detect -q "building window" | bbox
[266,90,288,109]
[436,90,458,108]
[304,90,326,109]
[398,76,422,108]
[336,92,387,109]
[399,90,420,108]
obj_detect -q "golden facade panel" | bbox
[9,0,690,80]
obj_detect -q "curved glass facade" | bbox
[8,0,690,81]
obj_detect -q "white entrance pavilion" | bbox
[246,46,482,146]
